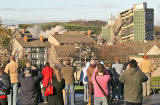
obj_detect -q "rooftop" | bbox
[15,37,51,48]
[53,35,95,44]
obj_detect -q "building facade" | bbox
[121,2,154,41]
[12,36,50,66]
[102,3,154,42]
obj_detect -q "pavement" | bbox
[75,94,160,105]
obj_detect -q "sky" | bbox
[0,0,160,25]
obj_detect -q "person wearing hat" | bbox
[139,55,155,96]
[87,60,96,105]
[18,66,42,105]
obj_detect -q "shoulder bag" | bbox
[44,76,54,96]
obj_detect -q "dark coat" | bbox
[48,76,65,105]
[18,71,42,105]
[0,72,11,95]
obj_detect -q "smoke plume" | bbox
[27,25,42,39]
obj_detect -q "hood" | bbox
[126,68,137,75]
[85,62,90,68]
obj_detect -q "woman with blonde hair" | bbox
[48,65,65,105]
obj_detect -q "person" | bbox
[123,57,130,70]
[139,55,155,96]
[86,60,96,105]
[80,62,90,102]
[119,59,148,105]
[48,65,65,105]
[31,64,43,104]
[0,65,11,105]
[18,67,42,105]
[92,63,110,105]
[42,62,53,103]
[112,57,123,100]
[5,56,19,105]
[61,59,75,105]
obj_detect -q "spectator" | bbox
[0,65,11,105]
[18,67,42,105]
[119,59,148,105]
[48,65,65,105]
[139,55,155,96]
[92,64,110,105]
[80,62,90,102]
[61,59,75,105]
[31,64,43,103]
[42,62,53,103]
[5,56,19,105]
[87,60,96,105]
[123,57,130,70]
[112,57,123,100]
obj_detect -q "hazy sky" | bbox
[0,0,159,25]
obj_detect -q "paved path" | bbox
[75,94,160,105]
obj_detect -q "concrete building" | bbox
[102,2,154,42]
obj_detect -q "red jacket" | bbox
[42,66,53,87]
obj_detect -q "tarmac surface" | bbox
[75,94,160,105]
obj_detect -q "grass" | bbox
[75,85,84,90]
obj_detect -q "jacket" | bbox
[91,69,110,97]
[61,65,75,84]
[48,76,65,105]
[0,72,11,96]
[139,59,155,73]
[80,62,90,84]
[112,62,123,80]
[18,71,42,105]
[119,68,148,103]
[42,66,53,87]
[87,65,96,82]
[5,60,19,83]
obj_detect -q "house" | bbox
[12,36,51,66]
[48,34,96,65]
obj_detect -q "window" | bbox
[31,48,37,52]
[39,48,44,52]
[31,53,37,59]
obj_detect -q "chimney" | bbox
[88,30,91,35]
[40,36,44,42]
[54,32,58,35]
[21,29,25,34]
[24,35,28,42]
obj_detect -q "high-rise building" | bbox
[102,2,154,42]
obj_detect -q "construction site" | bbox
[102,2,154,43]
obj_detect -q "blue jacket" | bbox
[80,62,90,84]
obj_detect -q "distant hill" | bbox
[18,20,107,34]
[67,20,106,26]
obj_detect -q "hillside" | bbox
[18,20,107,35]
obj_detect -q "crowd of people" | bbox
[80,55,155,105]
[0,54,155,105]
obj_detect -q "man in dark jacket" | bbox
[0,65,11,105]
[119,59,148,105]
[18,67,42,105]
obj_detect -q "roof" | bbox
[53,35,95,44]
[15,37,51,48]
[101,41,160,57]
[54,45,78,57]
